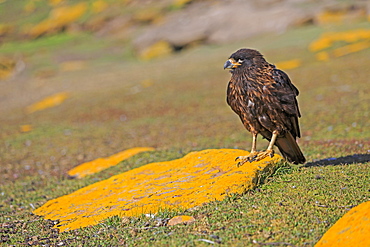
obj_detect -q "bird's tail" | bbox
[275,132,306,164]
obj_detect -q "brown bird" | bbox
[224,48,305,165]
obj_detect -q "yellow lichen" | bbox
[28,2,87,38]
[91,0,108,13]
[139,41,173,61]
[308,29,370,53]
[48,0,64,6]
[171,0,193,9]
[0,23,12,36]
[332,41,370,57]
[315,9,366,25]
[25,92,69,113]
[140,79,154,88]
[308,37,333,52]
[34,149,281,232]
[315,201,370,247]
[20,125,32,133]
[24,0,37,13]
[316,10,347,25]
[59,60,87,72]
[0,57,16,80]
[275,59,301,70]
[132,8,163,24]
[315,51,330,62]
[68,147,155,178]
[167,215,195,226]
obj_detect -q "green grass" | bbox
[0,33,83,54]
[1,161,369,246]
[1,18,370,246]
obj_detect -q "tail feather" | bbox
[275,132,305,164]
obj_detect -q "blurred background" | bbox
[1,0,369,182]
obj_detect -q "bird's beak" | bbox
[223,59,241,69]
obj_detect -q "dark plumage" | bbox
[224,48,305,164]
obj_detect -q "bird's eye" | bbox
[237,59,244,63]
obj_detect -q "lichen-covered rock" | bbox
[34,149,281,232]
[25,92,70,113]
[68,147,155,178]
[0,57,16,80]
[28,3,87,38]
[315,201,370,247]
[138,40,173,60]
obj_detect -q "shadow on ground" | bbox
[304,154,370,167]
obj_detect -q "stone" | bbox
[315,201,370,247]
[167,215,195,226]
[34,149,281,232]
[133,1,310,53]
[67,147,155,178]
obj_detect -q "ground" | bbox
[0,9,370,246]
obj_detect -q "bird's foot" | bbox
[235,150,275,167]
[235,152,258,167]
[254,149,275,162]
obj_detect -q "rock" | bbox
[121,216,131,225]
[133,1,311,53]
[67,147,155,178]
[138,40,173,60]
[315,201,370,247]
[25,92,70,114]
[0,57,16,80]
[167,215,195,226]
[34,149,281,232]
[28,3,88,38]
[20,125,33,133]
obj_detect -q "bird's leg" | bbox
[236,132,259,167]
[236,131,278,166]
[254,131,278,161]
[250,132,258,154]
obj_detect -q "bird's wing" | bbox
[270,68,302,138]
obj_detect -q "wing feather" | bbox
[271,68,301,138]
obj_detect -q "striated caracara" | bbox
[224,48,306,165]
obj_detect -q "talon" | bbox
[237,160,246,167]
[235,152,258,167]
[236,150,275,165]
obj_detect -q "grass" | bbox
[1,17,370,246]
[1,161,369,246]
[0,33,79,54]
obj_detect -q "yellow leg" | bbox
[236,132,258,167]
[236,131,278,167]
[254,131,277,161]
[250,132,257,153]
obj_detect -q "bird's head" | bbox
[224,48,264,71]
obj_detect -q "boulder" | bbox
[133,0,311,53]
